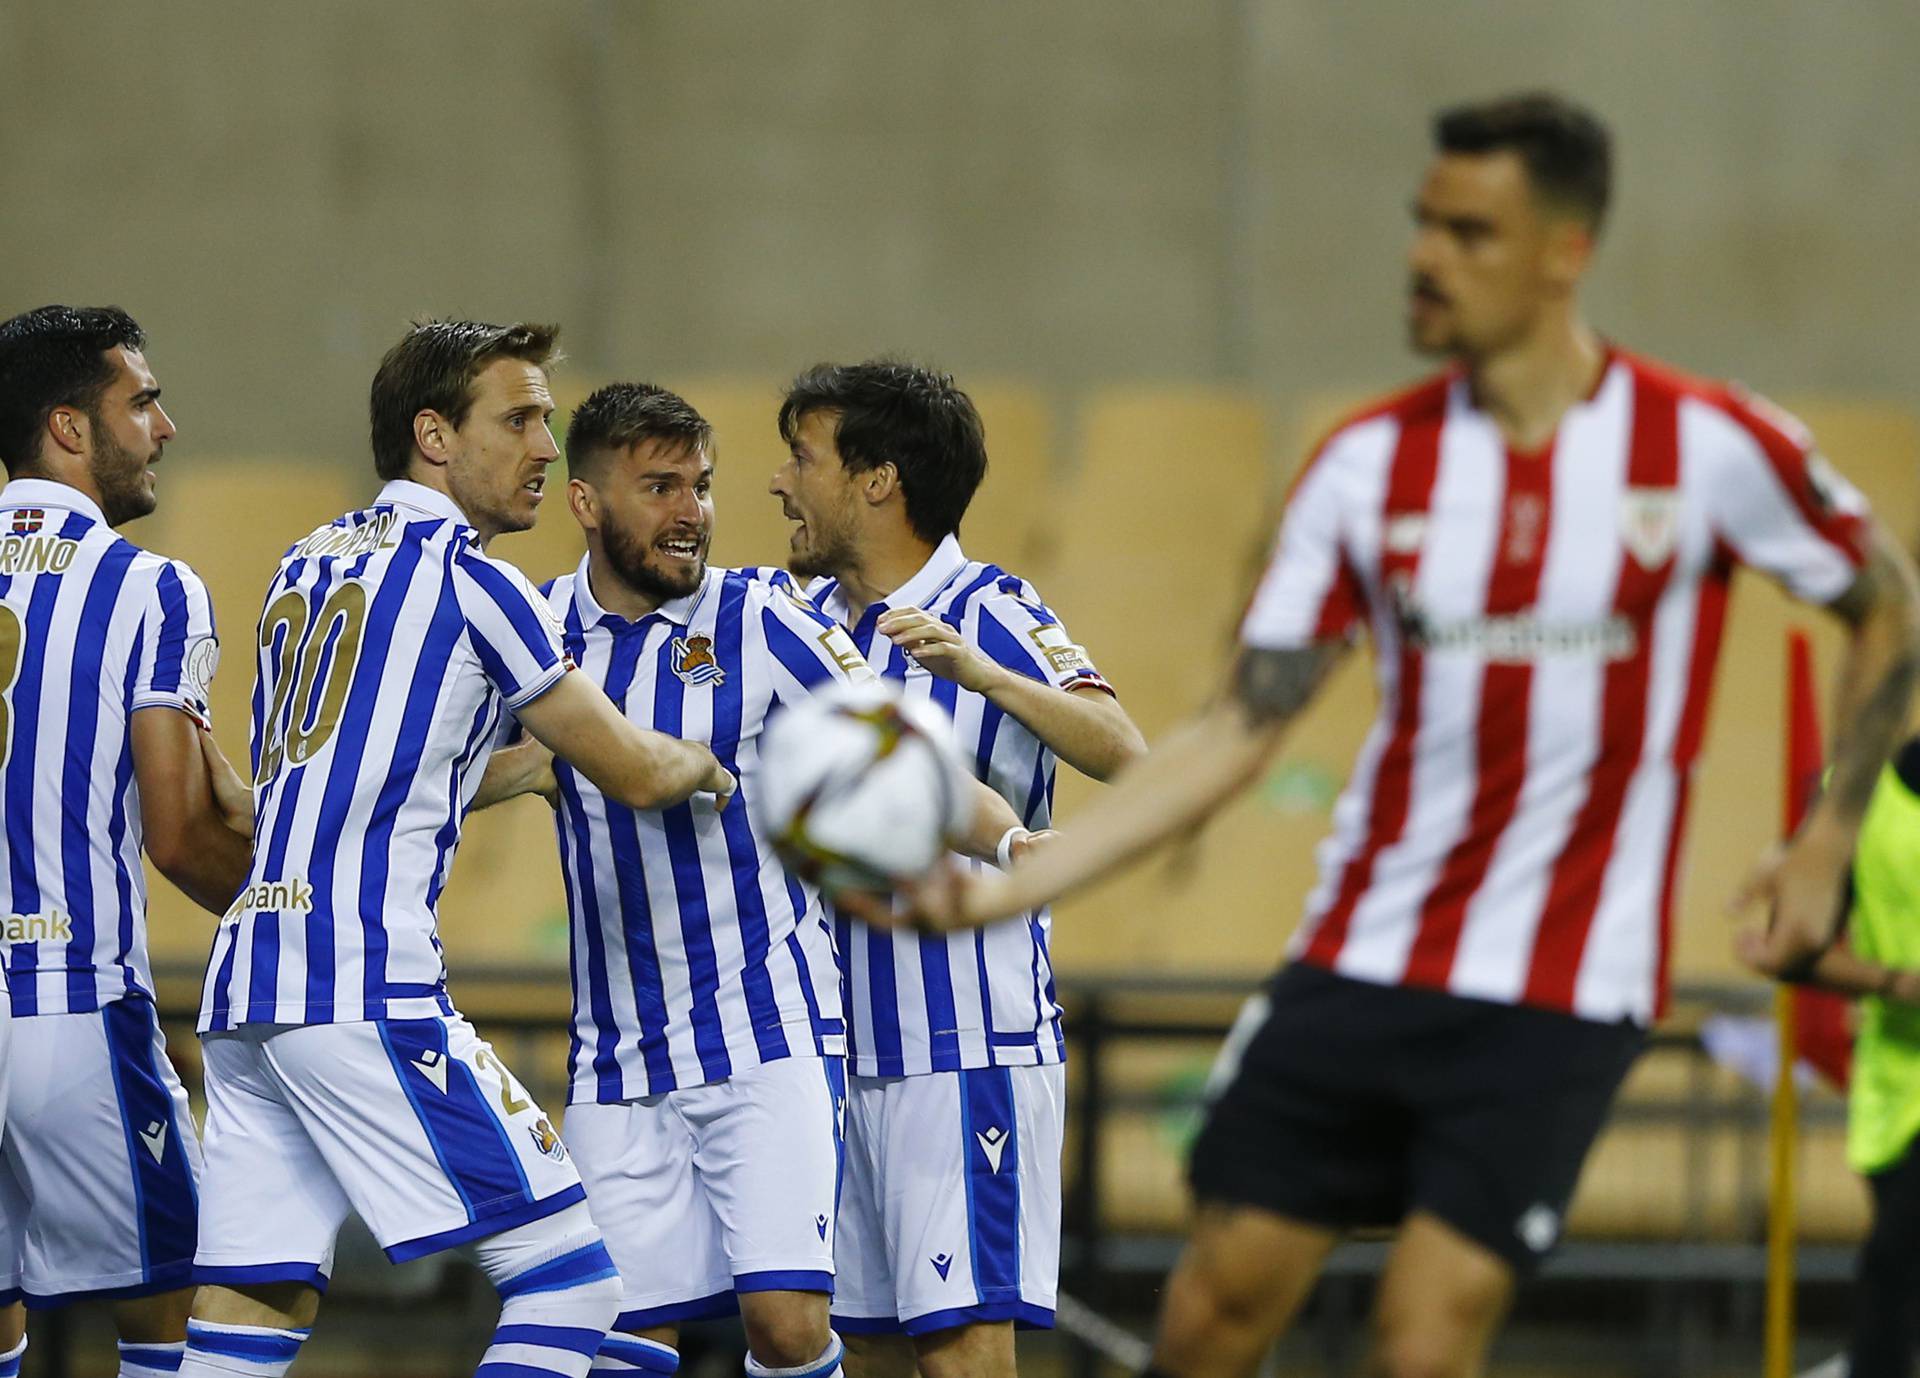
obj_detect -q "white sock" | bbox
[120,1339,187,1378]
[177,1321,310,1378]
[592,1333,679,1376]
[0,1334,25,1378]
[479,1239,622,1378]
[744,1333,845,1378]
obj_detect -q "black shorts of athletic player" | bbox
[1188,962,1646,1276]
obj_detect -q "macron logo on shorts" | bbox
[975,1125,1008,1174]
[930,1252,954,1281]
[139,1119,168,1164]
[411,1049,449,1094]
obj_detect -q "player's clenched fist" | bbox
[877,607,1002,693]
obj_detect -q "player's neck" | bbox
[584,549,667,620]
[11,461,113,525]
[1464,315,1608,453]
[834,532,937,621]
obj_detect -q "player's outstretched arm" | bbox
[1735,524,1920,977]
[877,607,1147,780]
[132,708,254,917]
[904,640,1344,931]
[515,669,736,812]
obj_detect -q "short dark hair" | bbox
[565,382,713,483]
[369,319,562,480]
[1435,93,1612,231]
[0,305,147,476]
[777,360,987,543]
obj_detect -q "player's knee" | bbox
[740,1303,832,1369]
[476,1202,622,1319]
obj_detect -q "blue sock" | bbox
[478,1240,622,1378]
[592,1333,678,1376]
[177,1320,310,1378]
[119,1339,187,1378]
[744,1334,844,1378]
[0,1334,25,1378]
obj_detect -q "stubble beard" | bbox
[605,521,705,604]
[90,425,158,526]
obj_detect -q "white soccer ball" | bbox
[755,678,972,896]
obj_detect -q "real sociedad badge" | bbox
[671,634,726,688]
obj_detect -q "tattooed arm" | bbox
[1735,524,1920,976]
[886,640,1347,932]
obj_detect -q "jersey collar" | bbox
[376,478,472,528]
[0,477,108,527]
[818,533,968,624]
[572,553,712,631]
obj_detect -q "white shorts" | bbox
[563,1054,845,1330]
[834,1064,1063,1336]
[0,998,202,1305]
[194,1013,583,1290]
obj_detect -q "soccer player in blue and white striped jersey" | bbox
[0,306,259,1378]
[179,322,735,1378]
[496,382,863,1378]
[770,361,1145,1378]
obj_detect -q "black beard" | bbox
[90,425,157,526]
[604,522,705,603]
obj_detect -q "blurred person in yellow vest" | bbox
[1745,737,1920,1378]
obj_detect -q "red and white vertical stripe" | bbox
[1243,353,1869,1024]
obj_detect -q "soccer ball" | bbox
[756,679,971,896]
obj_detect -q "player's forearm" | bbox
[1813,532,1920,843]
[601,726,726,811]
[956,778,1024,862]
[471,741,554,811]
[981,673,1146,782]
[151,815,253,917]
[987,697,1278,918]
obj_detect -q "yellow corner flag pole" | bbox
[1767,629,1821,1378]
[1767,982,1798,1378]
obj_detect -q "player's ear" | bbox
[1542,215,1594,292]
[861,462,899,507]
[413,409,452,470]
[567,476,598,532]
[45,404,88,459]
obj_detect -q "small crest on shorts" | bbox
[527,1117,567,1162]
[815,1213,829,1240]
[9,508,45,535]
[975,1125,1009,1175]
[930,1252,954,1281]
[1619,488,1682,568]
[672,634,726,688]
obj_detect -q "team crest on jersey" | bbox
[527,1116,567,1162]
[9,509,45,535]
[1382,512,1427,556]
[672,634,726,687]
[1619,488,1682,569]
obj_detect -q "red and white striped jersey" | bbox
[1243,350,1870,1025]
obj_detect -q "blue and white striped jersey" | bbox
[807,535,1111,1077]
[0,479,219,1016]
[542,559,864,1102]
[199,480,570,1031]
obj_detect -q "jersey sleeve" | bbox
[971,580,1113,696]
[1239,439,1364,651]
[452,550,572,709]
[1704,388,1871,605]
[755,571,874,703]
[128,559,219,728]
